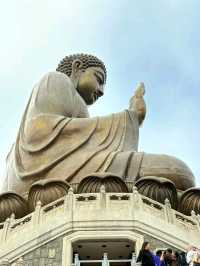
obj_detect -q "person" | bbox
[137,242,155,266]
[193,248,200,266]
[154,250,166,266]
[179,251,188,266]
[164,249,173,266]
[171,251,181,266]
[186,246,197,266]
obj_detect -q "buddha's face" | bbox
[76,66,105,105]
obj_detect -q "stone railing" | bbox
[72,252,141,266]
[0,186,200,264]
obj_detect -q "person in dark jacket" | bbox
[171,252,181,266]
[137,242,155,266]
[164,249,173,266]
[179,252,188,266]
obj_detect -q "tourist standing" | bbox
[193,248,200,266]
[171,251,181,266]
[179,251,188,266]
[154,250,166,266]
[186,246,197,266]
[137,242,155,266]
[164,249,173,266]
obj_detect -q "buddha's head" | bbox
[56,54,107,105]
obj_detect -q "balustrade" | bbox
[0,186,199,262]
[73,252,139,266]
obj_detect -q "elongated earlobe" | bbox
[70,59,84,88]
[71,59,83,75]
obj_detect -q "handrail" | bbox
[0,187,199,260]
[1,189,199,233]
[73,253,139,266]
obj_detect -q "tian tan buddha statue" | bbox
[0,53,199,221]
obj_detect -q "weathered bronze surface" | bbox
[135,176,178,209]
[1,53,197,216]
[0,192,28,222]
[28,179,70,211]
[77,172,129,193]
[179,188,200,215]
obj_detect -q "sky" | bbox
[0,0,200,189]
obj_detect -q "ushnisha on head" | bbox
[56,54,107,105]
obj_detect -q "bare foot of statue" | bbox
[0,54,198,221]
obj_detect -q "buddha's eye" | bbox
[94,73,103,85]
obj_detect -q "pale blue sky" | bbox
[0,0,199,189]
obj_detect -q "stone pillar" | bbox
[191,211,200,231]
[163,198,175,223]
[74,254,80,266]
[132,186,142,209]
[102,253,109,266]
[131,253,136,266]
[32,201,42,226]
[100,185,107,208]
[9,214,15,228]
[64,187,74,222]
[1,218,10,242]
[131,186,142,223]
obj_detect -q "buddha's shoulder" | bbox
[40,71,72,87]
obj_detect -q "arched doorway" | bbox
[72,239,135,266]
[62,231,143,266]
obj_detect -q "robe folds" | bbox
[5,71,142,195]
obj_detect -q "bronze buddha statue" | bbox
[0,54,198,220]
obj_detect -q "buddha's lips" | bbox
[92,93,98,102]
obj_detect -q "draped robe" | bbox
[5,71,143,195]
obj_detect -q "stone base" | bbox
[0,188,199,265]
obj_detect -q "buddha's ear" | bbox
[71,59,83,75]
